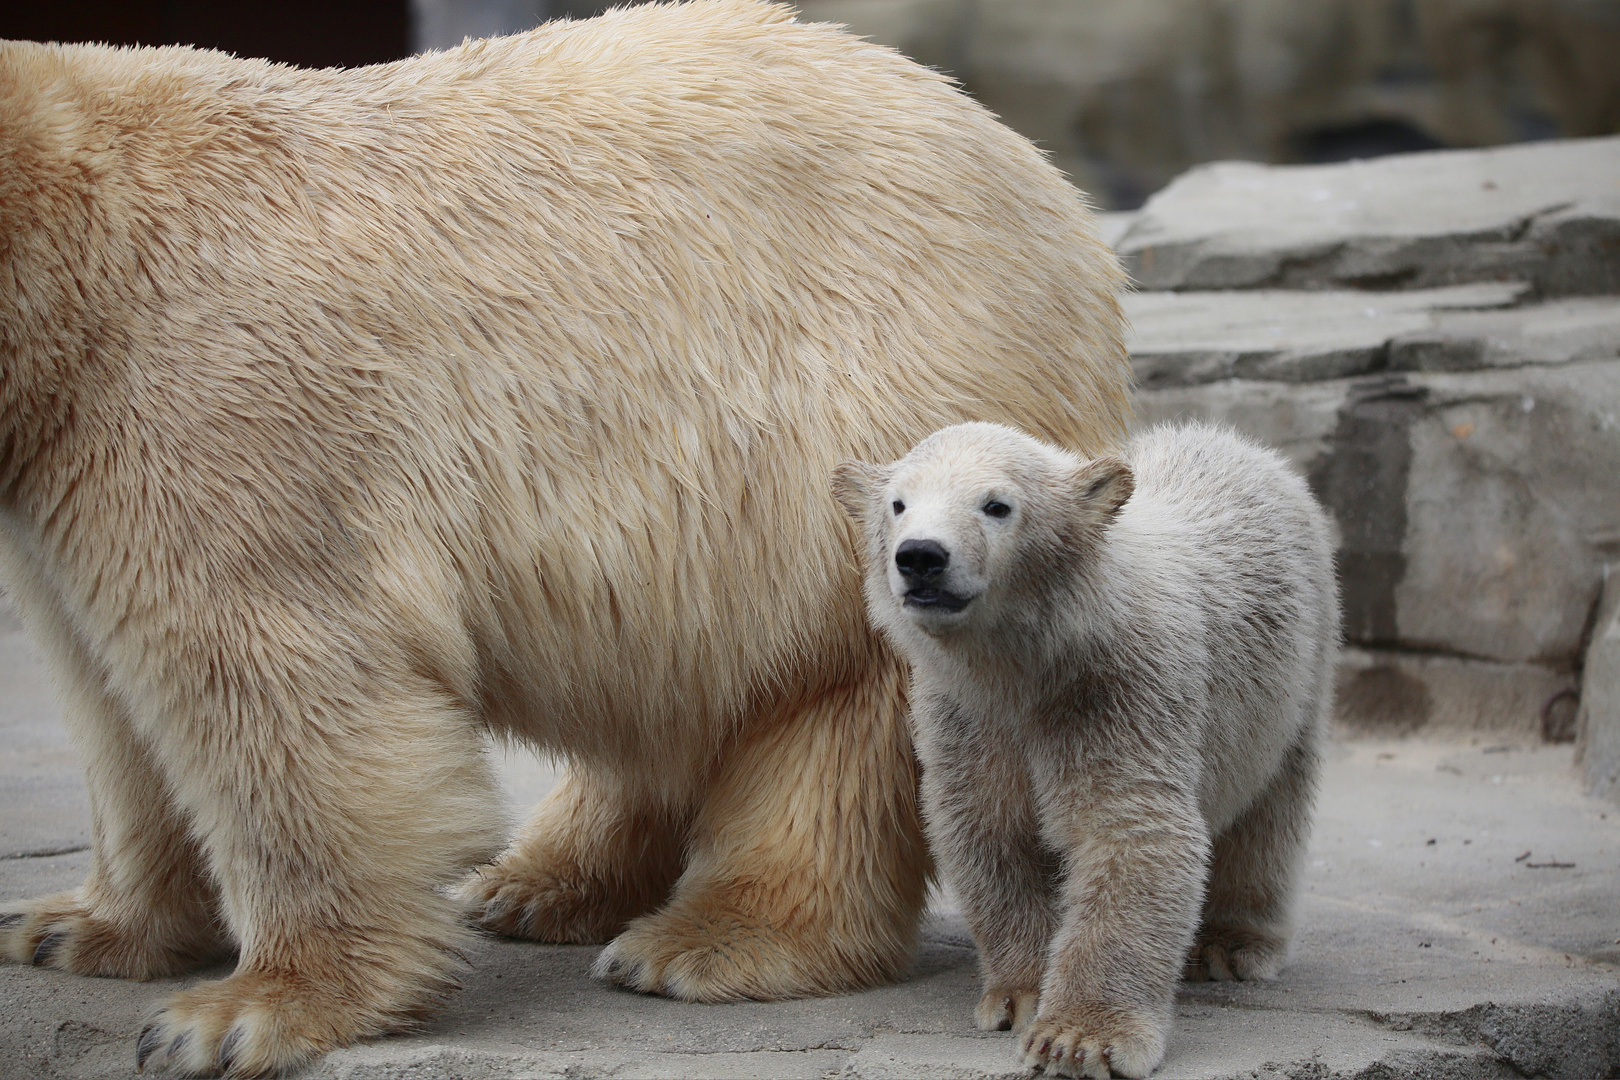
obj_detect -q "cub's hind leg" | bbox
[460,763,688,944]
[0,587,227,979]
[1188,731,1320,983]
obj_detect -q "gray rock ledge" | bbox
[1117,136,1620,295]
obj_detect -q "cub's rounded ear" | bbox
[832,460,883,519]
[1073,454,1134,521]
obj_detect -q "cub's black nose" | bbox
[895,539,949,580]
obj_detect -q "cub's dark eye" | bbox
[892,500,906,516]
[983,500,1011,518]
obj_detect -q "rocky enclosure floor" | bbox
[2,606,1616,1079]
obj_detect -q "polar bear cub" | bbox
[834,422,1338,1079]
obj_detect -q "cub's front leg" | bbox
[913,693,1057,1033]
[1023,769,1209,1080]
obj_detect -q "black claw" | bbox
[167,1030,190,1062]
[136,1024,162,1071]
[218,1025,244,1074]
[31,931,65,966]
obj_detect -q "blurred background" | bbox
[5,0,1619,210]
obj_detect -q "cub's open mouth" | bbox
[903,588,972,614]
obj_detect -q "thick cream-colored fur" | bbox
[836,423,1338,1080]
[0,1,1130,1074]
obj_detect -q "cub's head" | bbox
[833,422,1133,643]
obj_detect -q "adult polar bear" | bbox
[0,0,1129,1073]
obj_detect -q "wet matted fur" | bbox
[0,1,1130,1074]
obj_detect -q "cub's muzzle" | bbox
[895,539,971,613]
[895,538,949,581]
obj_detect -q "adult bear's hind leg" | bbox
[593,652,930,1001]
[459,764,688,944]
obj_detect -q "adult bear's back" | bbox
[0,0,1131,761]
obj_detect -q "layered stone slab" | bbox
[1117,135,1620,295]
[1128,287,1620,388]
[1124,262,1620,741]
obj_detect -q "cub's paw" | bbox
[458,863,634,945]
[1184,926,1286,982]
[974,985,1039,1031]
[1020,1002,1165,1080]
[1,892,225,979]
[135,967,419,1078]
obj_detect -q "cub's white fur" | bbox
[835,422,1338,1079]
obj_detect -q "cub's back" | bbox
[1125,425,1333,628]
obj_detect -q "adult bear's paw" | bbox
[458,861,642,945]
[134,963,438,1078]
[457,776,686,947]
[592,907,799,1001]
[974,984,1040,1031]
[591,885,910,1003]
[137,972,331,1078]
[1,890,226,980]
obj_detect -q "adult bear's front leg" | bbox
[0,572,228,979]
[131,632,505,1078]
[592,653,931,1001]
